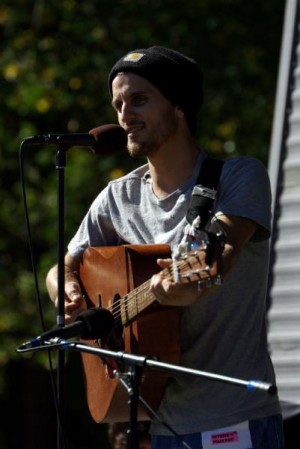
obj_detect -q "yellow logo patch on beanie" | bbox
[123,52,145,62]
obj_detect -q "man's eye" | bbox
[133,95,147,105]
[114,101,122,111]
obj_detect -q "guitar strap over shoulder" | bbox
[186,157,224,229]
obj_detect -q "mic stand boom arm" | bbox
[59,341,277,395]
[60,340,277,449]
[17,339,277,449]
[68,341,277,449]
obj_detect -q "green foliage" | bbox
[0,0,285,447]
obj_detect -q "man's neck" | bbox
[148,140,200,200]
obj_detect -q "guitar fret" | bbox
[121,279,156,325]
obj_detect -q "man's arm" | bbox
[150,214,259,306]
[46,252,86,323]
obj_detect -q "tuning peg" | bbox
[197,274,223,291]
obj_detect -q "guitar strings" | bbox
[104,253,205,326]
[107,266,172,324]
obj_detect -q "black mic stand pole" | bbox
[124,363,144,449]
[55,146,68,449]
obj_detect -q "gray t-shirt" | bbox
[68,153,281,433]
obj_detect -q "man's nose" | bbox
[120,103,135,122]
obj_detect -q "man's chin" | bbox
[127,142,147,158]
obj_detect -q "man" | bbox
[46,46,283,448]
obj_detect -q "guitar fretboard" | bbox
[119,272,168,325]
[112,244,218,326]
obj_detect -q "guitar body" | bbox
[79,244,180,423]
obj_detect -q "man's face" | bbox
[111,72,180,158]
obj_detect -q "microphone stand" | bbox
[27,339,276,449]
[120,363,144,449]
[17,339,277,449]
[55,146,68,449]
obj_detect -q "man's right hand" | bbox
[56,274,87,323]
[46,252,86,323]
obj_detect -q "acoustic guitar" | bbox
[79,242,222,423]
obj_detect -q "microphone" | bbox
[22,124,128,154]
[18,307,114,350]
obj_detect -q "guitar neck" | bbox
[118,240,221,325]
[119,278,157,325]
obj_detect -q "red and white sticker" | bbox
[202,421,252,449]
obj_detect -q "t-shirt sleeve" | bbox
[214,157,272,241]
[67,185,122,259]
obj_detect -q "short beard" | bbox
[127,109,178,159]
[127,139,155,159]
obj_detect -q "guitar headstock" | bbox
[172,234,224,290]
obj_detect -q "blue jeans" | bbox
[151,415,284,449]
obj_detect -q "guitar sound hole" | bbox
[96,295,125,377]
[101,294,124,352]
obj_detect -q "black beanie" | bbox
[108,46,204,134]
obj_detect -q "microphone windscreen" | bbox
[89,124,127,155]
[75,307,115,339]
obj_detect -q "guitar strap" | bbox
[186,157,224,229]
